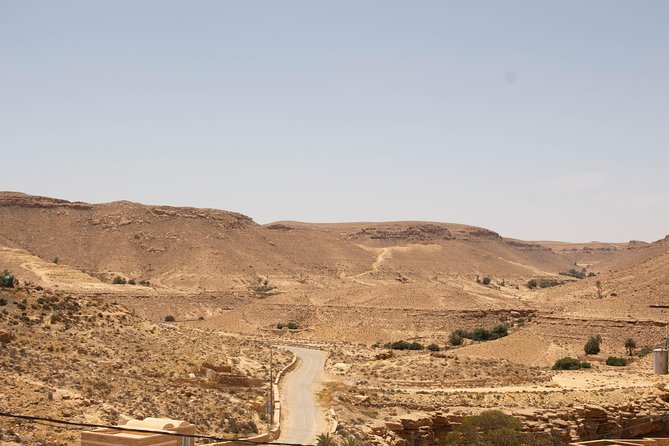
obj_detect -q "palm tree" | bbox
[316,433,335,446]
[625,338,637,356]
[341,436,360,446]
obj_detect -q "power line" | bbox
[0,412,314,446]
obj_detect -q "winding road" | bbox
[277,346,328,445]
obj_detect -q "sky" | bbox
[1,1,667,242]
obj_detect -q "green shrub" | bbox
[128,278,136,285]
[138,280,151,286]
[1,270,15,288]
[445,410,539,446]
[560,268,586,279]
[427,343,441,352]
[552,357,591,370]
[538,278,563,288]
[449,331,464,346]
[492,324,508,338]
[112,276,127,285]
[638,345,654,357]
[384,340,424,350]
[471,327,495,341]
[584,335,602,355]
[287,322,298,330]
[606,356,627,366]
[450,325,509,344]
[164,315,175,322]
[527,279,538,289]
[482,276,491,285]
[316,433,335,446]
[276,323,284,329]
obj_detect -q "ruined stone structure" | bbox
[81,417,195,446]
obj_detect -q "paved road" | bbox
[277,346,328,445]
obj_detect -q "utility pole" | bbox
[266,343,274,436]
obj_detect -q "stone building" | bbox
[81,417,195,446]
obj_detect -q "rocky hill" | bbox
[1,192,583,293]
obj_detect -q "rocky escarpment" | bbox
[0,191,93,210]
[350,398,669,446]
[348,224,455,243]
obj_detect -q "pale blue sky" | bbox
[1,1,667,242]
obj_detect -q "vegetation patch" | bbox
[449,324,508,345]
[112,276,127,285]
[584,335,602,355]
[559,268,596,279]
[527,278,564,289]
[1,270,16,288]
[606,356,628,366]
[552,357,592,370]
[384,340,425,350]
[445,410,540,446]
[276,322,299,330]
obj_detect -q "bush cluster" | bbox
[444,410,540,446]
[560,268,587,279]
[527,278,564,289]
[384,340,424,350]
[449,324,508,345]
[276,322,299,330]
[606,356,627,366]
[552,357,592,370]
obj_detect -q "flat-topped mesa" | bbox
[0,191,255,228]
[351,223,456,242]
[0,191,93,210]
[270,221,503,244]
[504,239,552,251]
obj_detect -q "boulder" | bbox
[0,331,15,343]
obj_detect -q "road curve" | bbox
[277,346,328,445]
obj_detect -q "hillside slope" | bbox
[1,192,582,293]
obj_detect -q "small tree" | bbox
[427,343,440,352]
[624,338,637,356]
[584,335,602,355]
[164,315,175,322]
[482,276,491,285]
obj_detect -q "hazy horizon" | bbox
[2,1,667,242]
